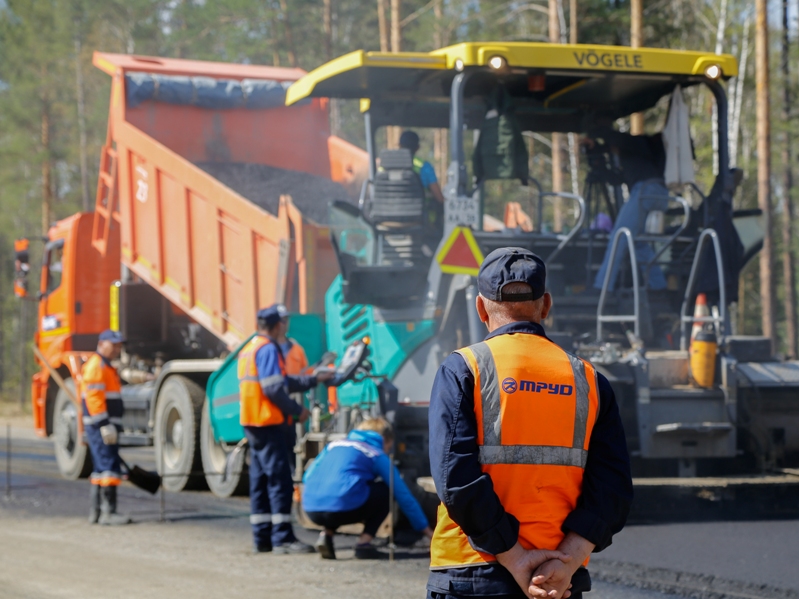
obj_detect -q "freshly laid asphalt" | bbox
[2,422,797,598]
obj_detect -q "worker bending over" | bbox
[82,329,131,526]
[239,304,334,554]
[302,417,433,560]
[427,248,633,599]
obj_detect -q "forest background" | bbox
[0,0,789,402]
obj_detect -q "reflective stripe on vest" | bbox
[430,333,600,571]
[461,342,592,468]
[81,354,123,423]
[238,335,286,427]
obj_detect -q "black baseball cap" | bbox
[477,247,546,302]
[98,329,125,343]
[257,303,289,328]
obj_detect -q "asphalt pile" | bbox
[196,162,355,225]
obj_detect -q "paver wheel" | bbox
[154,375,206,492]
[200,401,248,497]
[52,379,92,480]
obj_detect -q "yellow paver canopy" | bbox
[287,42,737,132]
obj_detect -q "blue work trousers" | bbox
[593,179,670,291]
[244,425,296,549]
[85,423,121,485]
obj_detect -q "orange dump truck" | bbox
[31,52,367,493]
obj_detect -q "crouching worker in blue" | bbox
[82,329,131,526]
[302,418,433,560]
[240,304,334,554]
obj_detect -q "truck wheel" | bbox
[200,401,248,497]
[52,380,92,480]
[154,375,206,492]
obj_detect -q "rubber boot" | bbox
[88,484,101,524]
[99,486,132,526]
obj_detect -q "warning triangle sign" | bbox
[437,226,484,276]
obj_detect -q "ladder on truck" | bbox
[92,136,120,257]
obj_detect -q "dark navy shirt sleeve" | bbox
[286,374,318,394]
[429,352,520,556]
[561,372,633,551]
[254,343,303,418]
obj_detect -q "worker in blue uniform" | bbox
[302,417,433,560]
[427,248,633,599]
[239,304,334,554]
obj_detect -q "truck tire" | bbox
[154,375,206,492]
[52,380,92,480]
[200,401,248,497]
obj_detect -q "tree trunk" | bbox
[781,0,797,357]
[278,0,298,68]
[377,0,389,52]
[386,0,402,149]
[390,0,401,52]
[566,0,579,195]
[549,0,563,229]
[569,0,577,44]
[41,90,52,235]
[433,0,447,183]
[730,15,752,168]
[323,0,333,61]
[74,26,91,212]
[630,0,644,134]
[711,0,728,176]
[756,0,776,353]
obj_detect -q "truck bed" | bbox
[92,52,368,347]
[196,162,355,225]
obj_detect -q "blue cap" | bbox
[98,329,125,343]
[477,247,546,302]
[257,303,289,328]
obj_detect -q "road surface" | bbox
[1,420,796,599]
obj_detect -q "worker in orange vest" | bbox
[82,329,131,526]
[239,304,333,554]
[427,248,633,599]
[274,309,310,478]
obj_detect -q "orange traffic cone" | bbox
[690,293,709,345]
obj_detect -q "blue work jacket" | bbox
[253,337,317,420]
[427,321,633,596]
[302,429,429,532]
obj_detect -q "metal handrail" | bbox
[645,195,692,281]
[544,191,587,264]
[679,228,726,350]
[596,227,640,341]
[358,179,371,212]
[526,177,545,233]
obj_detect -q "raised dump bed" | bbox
[91,53,368,344]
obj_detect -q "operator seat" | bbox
[369,149,425,225]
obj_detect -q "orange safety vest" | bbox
[283,339,309,376]
[239,335,287,427]
[80,353,123,427]
[430,333,600,570]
